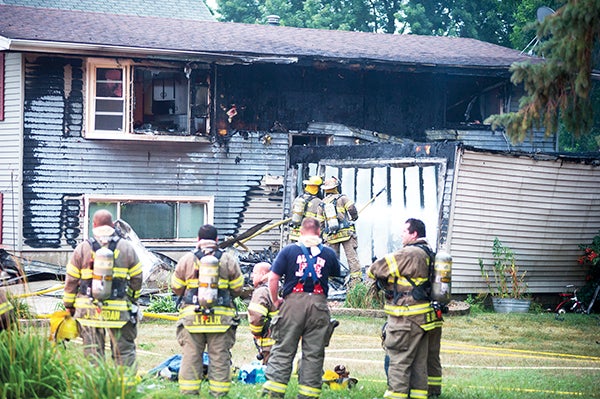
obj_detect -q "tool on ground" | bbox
[322,364,358,390]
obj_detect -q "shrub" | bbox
[146,294,177,313]
[344,282,384,309]
[234,296,248,312]
[464,294,488,313]
[68,360,141,399]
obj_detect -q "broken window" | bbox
[445,76,506,128]
[291,134,332,146]
[86,59,210,140]
[86,196,213,242]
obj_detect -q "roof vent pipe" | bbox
[266,15,280,26]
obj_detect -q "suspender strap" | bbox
[299,244,322,283]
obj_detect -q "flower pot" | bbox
[492,297,531,313]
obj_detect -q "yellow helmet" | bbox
[303,176,322,195]
[302,176,323,187]
[49,310,79,342]
[322,369,346,390]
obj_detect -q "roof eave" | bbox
[0,37,299,65]
[0,37,520,75]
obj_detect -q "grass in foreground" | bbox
[2,309,599,398]
[136,310,600,399]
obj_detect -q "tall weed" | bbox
[67,359,141,399]
[0,329,67,398]
[6,293,33,320]
[0,327,141,399]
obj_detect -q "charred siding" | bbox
[23,56,78,248]
[426,128,555,152]
[21,55,287,250]
[216,64,442,140]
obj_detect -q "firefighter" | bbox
[262,217,341,399]
[317,176,361,286]
[171,224,244,397]
[0,290,15,331]
[288,176,323,242]
[368,218,437,399]
[247,261,278,365]
[63,209,143,368]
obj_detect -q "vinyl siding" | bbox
[427,128,555,153]
[0,52,23,250]
[448,149,600,294]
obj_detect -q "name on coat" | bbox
[193,315,222,325]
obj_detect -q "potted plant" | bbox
[479,237,531,313]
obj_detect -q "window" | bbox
[86,59,210,140]
[445,76,506,128]
[291,134,332,146]
[86,195,213,242]
[93,67,126,132]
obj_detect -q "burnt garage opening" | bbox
[287,142,457,270]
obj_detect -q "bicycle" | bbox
[552,284,600,319]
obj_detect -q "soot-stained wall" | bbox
[215,63,444,139]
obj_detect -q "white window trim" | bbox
[85,59,130,139]
[85,58,210,143]
[84,194,214,244]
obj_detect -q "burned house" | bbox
[1,1,599,295]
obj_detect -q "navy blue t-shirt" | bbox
[271,242,341,297]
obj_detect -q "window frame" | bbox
[84,194,214,244]
[85,58,210,142]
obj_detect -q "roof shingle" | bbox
[0,4,537,69]
[0,0,214,20]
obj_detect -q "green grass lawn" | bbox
[133,310,600,399]
[2,309,599,399]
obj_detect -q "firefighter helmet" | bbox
[302,176,323,187]
[303,176,322,195]
[322,177,340,191]
[49,310,79,342]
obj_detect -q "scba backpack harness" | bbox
[322,195,341,233]
[405,243,436,302]
[293,244,325,295]
[183,248,231,315]
[85,236,123,301]
[401,244,450,318]
[291,193,314,227]
[378,243,435,304]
